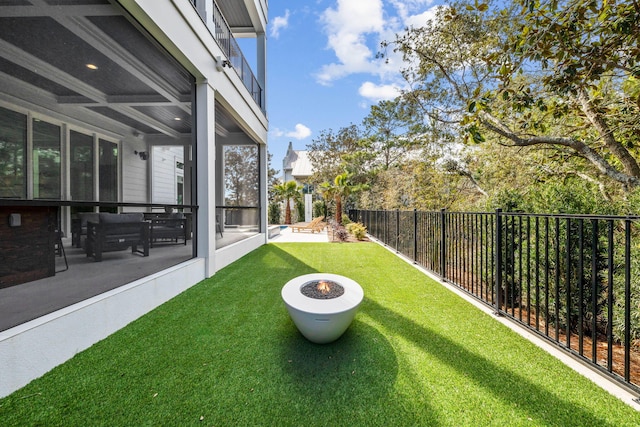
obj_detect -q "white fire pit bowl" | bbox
[282,273,364,344]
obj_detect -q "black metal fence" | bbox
[351,209,640,394]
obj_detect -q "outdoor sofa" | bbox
[85,213,150,261]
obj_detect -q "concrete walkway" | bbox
[268,225,330,243]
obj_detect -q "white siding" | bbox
[151,146,183,204]
[122,139,149,204]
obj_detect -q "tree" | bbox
[392,0,640,199]
[306,125,365,185]
[266,152,281,204]
[362,98,427,171]
[224,146,259,206]
[319,172,367,224]
[272,180,302,225]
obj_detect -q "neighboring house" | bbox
[0,0,268,397]
[282,142,315,221]
[282,141,313,185]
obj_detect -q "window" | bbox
[70,130,94,201]
[32,119,61,199]
[99,139,118,202]
[218,144,260,237]
[0,107,26,198]
[224,145,259,207]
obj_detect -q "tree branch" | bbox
[575,87,640,178]
[478,110,640,187]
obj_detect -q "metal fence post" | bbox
[396,209,400,252]
[413,208,418,263]
[440,208,446,279]
[495,209,503,315]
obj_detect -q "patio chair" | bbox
[85,213,150,261]
[290,216,325,233]
[71,212,100,248]
[54,230,68,272]
[150,213,187,247]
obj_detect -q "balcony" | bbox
[191,0,265,112]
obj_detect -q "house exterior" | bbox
[0,0,268,397]
[282,142,316,222]
[282,141,313,185]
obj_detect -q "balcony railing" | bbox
[351,208,640,396]
[190,0,265,112]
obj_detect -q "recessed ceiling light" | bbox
[86,64,98,70]
[174,117,182,121]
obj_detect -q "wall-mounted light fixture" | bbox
[8,213,21,227]
[134,150,148,160]
[215,56,232,71]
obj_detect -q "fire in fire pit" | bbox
[300,280,345,299]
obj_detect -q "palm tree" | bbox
[320,172,366,225]
[273,180,302,224]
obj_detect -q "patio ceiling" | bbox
[0,0,194,139]
[217,0,264,36]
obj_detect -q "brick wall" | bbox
[0,206,56,288]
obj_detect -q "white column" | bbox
[257,33,266,109]
[305,193,312,222]
[196,81,217,277]
[260,142,268,242]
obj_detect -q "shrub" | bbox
[295,199,305,222]
[333,226,350,242]
[341,214,352,225]
[313,200,325,218]
[268,202,281,224]
[346,222,367,240]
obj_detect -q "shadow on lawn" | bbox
[280,320,433,425]
[364,298,618,426]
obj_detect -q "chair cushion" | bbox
[79,212,100,227]
[99,213,144,224]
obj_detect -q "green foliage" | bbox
[307,125,364,185]
[345,222,367,240]
[295,198,305,222]
[313,200,326,218]
[611,251,640,347]
[391,0,640,197]
[268,202,281,225]
[486,188,528,212]
[272,180,302,225]
[320,172,368,224]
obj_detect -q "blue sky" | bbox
[264,0,440,176]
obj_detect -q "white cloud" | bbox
[316,0,386,85]
[390,0,439,29]
[270,9,290,39]
[314,0,442,110]
[270,128,285,138]
[358,81,402,102]
[314,0,441,87]
[285,123,312,140]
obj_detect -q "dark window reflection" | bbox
[99,139,118,202]
[70,130,94,201]
[33,119,61,199]
[0,107,26,198]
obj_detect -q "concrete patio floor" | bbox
[268,225,330,243]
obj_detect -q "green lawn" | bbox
[1,243,639,426]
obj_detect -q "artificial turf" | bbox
[1,242,639,426]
